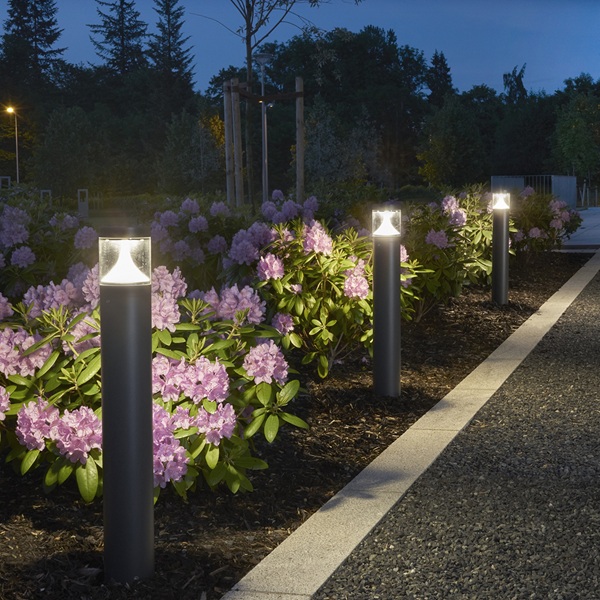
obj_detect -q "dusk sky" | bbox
[2,0,599,94]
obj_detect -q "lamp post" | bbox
[372,209,402,398]
[492,193,510,305]
[255,52,273,204]
[99,227,154,584]
[6,107,19,184]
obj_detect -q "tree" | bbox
[31,107,94,198]
[426,50,455,107]
[89,0,148,76]
[417,95,486,189]
[0,0,64,104]
[147,0,196,118]
[502,64,527,105]
[158,111,223,194]
[554,92,600,183]
[219,0,363,204]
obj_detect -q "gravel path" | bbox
[314,271,600,600]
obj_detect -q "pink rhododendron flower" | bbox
[303,220,333,255]
[272,312,294,335]
[243,340,288,385]
[257,253,285,281]
[425,229,451,249]
[0,386,9,421]
[196,402,236,446]
[53,406,102,464]
[16,397,59,451]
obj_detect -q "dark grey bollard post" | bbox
[99,226,154,584]
[492,193,510,305]
[372,209,402,398]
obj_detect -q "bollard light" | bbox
[372,209,402,398]
[99,226,154,584]
[492,193,510,305]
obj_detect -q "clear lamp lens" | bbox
[492,193,510,210]
[372,210,401,236]
[99,237,151,285]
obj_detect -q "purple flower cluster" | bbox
[202,284,266,325]
[61,313,100,356]
[344,259,369,300]
[153,403,189,488]
[0,328,52,378]
[188,215,208,233]
[50,213,79,231]
[151,266,187,331]
[0,293,13,321]
[24,279,79,318]
[210,201,231,218]
[74,226,98,250]
[81,265,100,309]
[229,229,260,265]
[0,386,9,421]
[207,234,228,255]
[180,197,200,214]
[425,229,451,249]
[11,246,36,268]
[53,406,103,464]
[197,402,236,446]
[16,398,102,464]
[260,194,319,224]
[242,340,288,385]
[257,253,285,281]
[441,195,467,227]
[303,220,333,255]
[0,206,30,249]
[271,312,294,335]
[152,355,230,404]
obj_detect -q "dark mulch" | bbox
[0,252,591,600]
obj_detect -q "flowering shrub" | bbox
[509,186,581,254]
[255,218,420,377]
[0,265,307,503]
[402,188,495,320]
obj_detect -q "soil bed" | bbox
[0,252,590,600]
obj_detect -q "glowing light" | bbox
[372,210,401,236]
[492,193,510,210]
[101,239,150,284]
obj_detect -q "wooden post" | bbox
[296,77,305,203]
[223,80,234,206]
[231,78,244,207]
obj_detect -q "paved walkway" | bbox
[222,211,600,600]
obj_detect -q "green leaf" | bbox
[243,412,266,438]
[158,329,172,346]
[35,350,60,379]
[205,462,227,487]
[21,449,40,475]
[256,382,273,407]
[205,444,220,469]
[76,353,102,386]
[317,354,329,378]
[280,411,310,429]
[76,458,99,503]
[264,414,280,443]
[277,379,300,406]
[202,399,217,414]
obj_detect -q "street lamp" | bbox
[372,209,402,398]
[255,52,273,204]
[492,193,510,305]
[5,107,19,185]
[99,226,154,584]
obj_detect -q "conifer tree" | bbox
[147,0,195,116]
[89,0,148,75]
[0,0,64,87]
